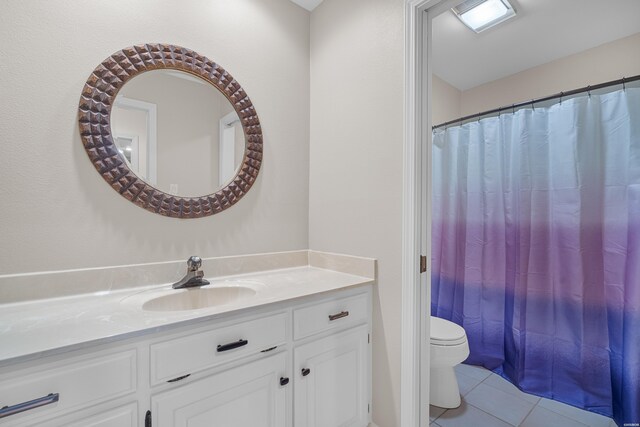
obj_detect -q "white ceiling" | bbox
[291,0,640,89]
[433,0,640,90]
[290,0,324,11]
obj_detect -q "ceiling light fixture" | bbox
[452,0,516,33]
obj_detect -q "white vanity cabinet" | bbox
[0,285,371,427]
[292,291,372,427]
[146,310,291,427]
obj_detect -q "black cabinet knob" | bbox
[301,368,311,377]
[280,377,290,386]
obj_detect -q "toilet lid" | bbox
[430,316,467,346]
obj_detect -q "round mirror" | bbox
[110,70,245,197]
[78,44,263,218]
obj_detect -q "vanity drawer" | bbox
[0,349,136,425]
[34,402,138,427]
[293,292,369,340]
[150,312,287,385]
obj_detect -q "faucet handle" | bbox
[187,256,202,271]
[172,256,208,289]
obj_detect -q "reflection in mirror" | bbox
[110,69,244,197]
[115,135,139,171]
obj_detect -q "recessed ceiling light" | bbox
[452,0,516,33]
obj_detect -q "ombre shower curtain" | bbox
[431,88,640,426]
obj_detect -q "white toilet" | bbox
[430,316,470,408]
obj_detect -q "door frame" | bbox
[219,111,241,187]
[401,1,459,426]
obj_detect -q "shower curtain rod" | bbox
[432,74,640,130]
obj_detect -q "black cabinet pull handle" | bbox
[217,339,248,352]
[280,377,290,386]
[328,310,349,321]
[167,373,191,383]
[0,393,59,419]
[301,368,311,377]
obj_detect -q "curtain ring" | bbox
[560,92,564,104]
[531,99,535,111]
[512,104,515,114]
[622,77,626,91]
[587,85,591,98]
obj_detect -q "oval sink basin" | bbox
[142,286,257,312]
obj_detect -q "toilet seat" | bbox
[430,316,467,346]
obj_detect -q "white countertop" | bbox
[0,266,373,367]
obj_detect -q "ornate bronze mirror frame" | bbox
[78,44,262,218]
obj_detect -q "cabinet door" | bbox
[152,352,288,427]
[294,326,370,427]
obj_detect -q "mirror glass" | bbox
[110,69,244,197]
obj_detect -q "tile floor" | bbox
[429,364,616,427]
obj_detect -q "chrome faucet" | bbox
[172,256,210,289]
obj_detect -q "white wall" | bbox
[309,0,404,425]
[460,32,640,116]
[0,0,310,274]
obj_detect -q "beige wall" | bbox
[431,32,640,126]
[309,0,404,425]
[0,0,310,274]
[432,75,462,126]
[460,32,640,116]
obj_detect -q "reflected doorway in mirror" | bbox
[112,96,158,185]
[114,135,139,171]
[219,110,243,187]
